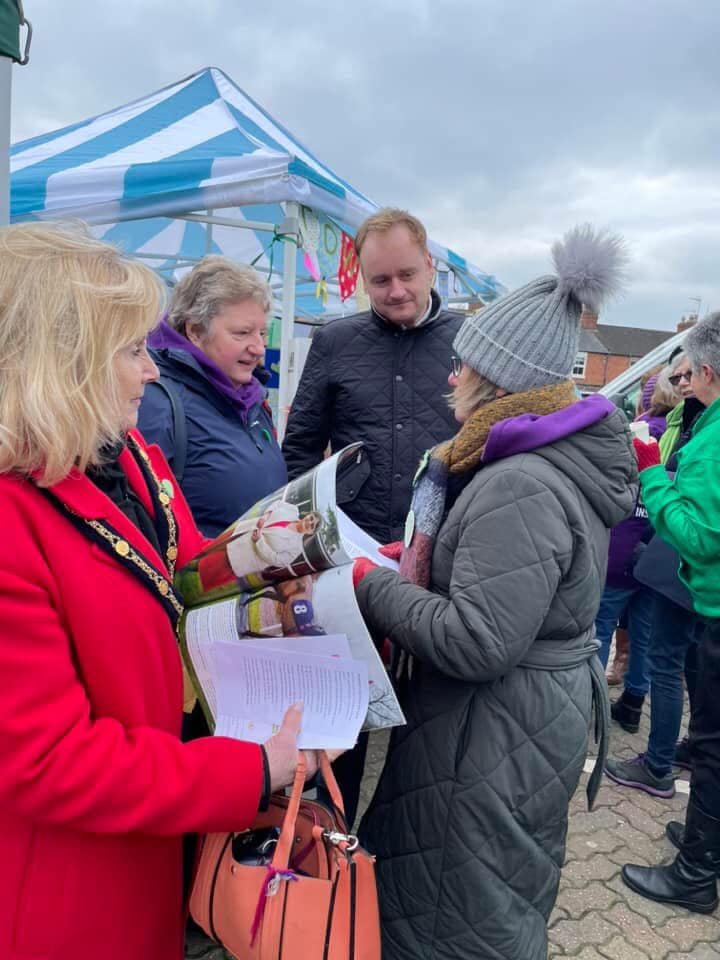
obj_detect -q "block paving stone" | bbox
[598,935,653,960]
[666,948,720,960]
[604,902,675,956]
[555,881,621,919]
[658,915,720,952]
[550,913,620,953]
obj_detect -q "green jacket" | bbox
[640,396,720,617]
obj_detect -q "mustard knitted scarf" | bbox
[399,380,578,588]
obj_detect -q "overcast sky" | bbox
[10,0,720,330]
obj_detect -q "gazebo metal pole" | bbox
[0,56,12,225]
[277,201,299,441]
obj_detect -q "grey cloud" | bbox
[9,0,720,331]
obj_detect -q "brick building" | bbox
[573,309,694,392]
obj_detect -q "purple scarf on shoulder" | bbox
[148,318,264,423]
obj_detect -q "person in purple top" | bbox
[593,368,678,732]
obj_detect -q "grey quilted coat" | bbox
[281,291,462,544]
[356,408,636,960]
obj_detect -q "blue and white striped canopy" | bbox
[10,66,504,318]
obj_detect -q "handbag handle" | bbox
[270,750,349,871]
[318,751,347,824]
[269,752,310,871]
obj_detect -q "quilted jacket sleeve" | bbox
[356,466,573,682]
[281,331,332,480]
[640,459,720,564]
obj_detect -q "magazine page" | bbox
[212,643,369,750]
[176,443,364,608]
[179,563,405,734]
[337,508,400,570]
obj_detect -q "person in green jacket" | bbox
[622,311,720,914]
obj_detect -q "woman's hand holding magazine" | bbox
[264,703,345,792]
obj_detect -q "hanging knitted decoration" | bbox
[299,207,321,282]
[338,231,360,302]
[317,217,340,280]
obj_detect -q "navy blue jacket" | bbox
[137,349,287,537]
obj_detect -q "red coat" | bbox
[0,432,263,960]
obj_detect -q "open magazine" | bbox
[176,443,406,744]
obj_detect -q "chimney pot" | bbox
[581,306,598,330]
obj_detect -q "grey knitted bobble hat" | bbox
[453,224,628,393]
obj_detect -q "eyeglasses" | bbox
[669,371,693,386]
[451,356,463,377]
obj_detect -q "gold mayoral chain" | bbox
[126,436,179,574]
[89,434,183,617]
[83,517,183,620]
[36,437,184,623]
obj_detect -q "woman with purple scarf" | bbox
[352,226,637,960]
[138,257,287,537]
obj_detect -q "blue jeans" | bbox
[595,583,654,695]
[645,591,704,776]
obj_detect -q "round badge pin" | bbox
[404,509,416,547]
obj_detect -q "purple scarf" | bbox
[148,318,263,423]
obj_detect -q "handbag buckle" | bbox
[323,830,359,852]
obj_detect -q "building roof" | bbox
[578,329,609,354]
[594,324,674,359]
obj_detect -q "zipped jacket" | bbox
[138,349,287,536]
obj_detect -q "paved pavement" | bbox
[358,690,719,959]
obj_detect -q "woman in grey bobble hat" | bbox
[354,225,638,960]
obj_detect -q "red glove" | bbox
[378,541,403,561]
[352,558,377,589]
[633,437,661,472]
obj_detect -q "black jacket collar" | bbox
[370,288,444,333]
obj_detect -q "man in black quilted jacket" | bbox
[282,208,463,546]
[282,209,464,824]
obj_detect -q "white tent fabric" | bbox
[10,66,504,320]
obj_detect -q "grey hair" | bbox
[167,255,272,336]
[684,312,720,377]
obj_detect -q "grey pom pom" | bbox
[552,223,629,311]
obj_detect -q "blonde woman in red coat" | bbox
[0,223,314,960]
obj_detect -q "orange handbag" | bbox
[189,752,381,960]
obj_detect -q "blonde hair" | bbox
[647,367,680,416]
[167,256,272,336]
[448,366,499,419]
[354,208,429,257]
[0,222,163,485]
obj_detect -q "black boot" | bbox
[623,800,720,913]
[666,820,684,850]
[666,819,720,876]
[611,690,644,734]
